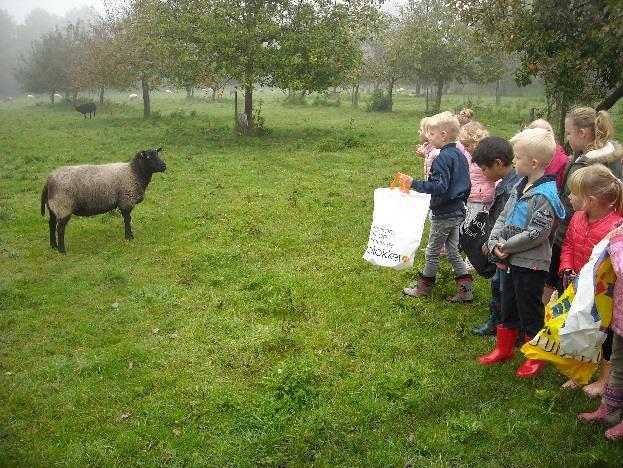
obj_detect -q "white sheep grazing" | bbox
[41,148,167,253]
[128,93,138,101]
[54,93,62,98]
[27,94,35,99]
[397,87,405,93]
[165,89,172,93]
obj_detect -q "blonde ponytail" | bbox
[593,110,614,150]
[567,107,614,150]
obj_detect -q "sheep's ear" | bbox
[156,147,162,153]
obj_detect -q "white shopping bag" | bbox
[558,238,612,359]
[363,181,430,271]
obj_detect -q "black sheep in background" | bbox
[74,102,96,118]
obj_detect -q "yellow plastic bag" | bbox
[521,248,615,385]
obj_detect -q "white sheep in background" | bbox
[165,89,172,93]
[54,93,62,98]
[397,87,405,93]
[27,94,35,99]
[128,93,138,101]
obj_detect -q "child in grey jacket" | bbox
[477,128,565,378]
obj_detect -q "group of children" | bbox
[397,106,623,440]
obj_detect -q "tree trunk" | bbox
[99,86,105,105]
[557,97,568,144]
[596,83,623,111]
[211,88,217,101]
[237,84,253,134]
[141,76,151,119]
[435,77,444,112]
[72,90,78,102]
[186,86,192,99]
[352,83,359,109]
[50,93,55,104]
[495,80,501,105]
[415,81,421,97]
[387,79,395,112]
[425,87,429,113]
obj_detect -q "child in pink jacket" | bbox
[415,116,439,181]
[579,220,623,440]
[458,121,495,270]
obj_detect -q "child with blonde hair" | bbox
[459,121,495,272]
[526,119,569,190]
[458,108,475,127]
[477,128,566,377]
[415,116,440,181]
[559,164,623,395]
[546,108,622,302]
[399,111,473,302]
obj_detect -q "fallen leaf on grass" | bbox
[111,302,119,309]
[118,413,130,421]
[173,428,181,436]
[128,361,133,370]
[404,459,414,468]
[407,432,414,444]
[152,328,160,334]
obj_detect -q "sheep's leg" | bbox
[49,212,57,249]
[57,216,70,254]
[121,209,133,240]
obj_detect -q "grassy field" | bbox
[2,89,623,467]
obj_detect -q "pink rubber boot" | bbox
[606,420,623,440]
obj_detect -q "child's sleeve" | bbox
[501,195,555,254]
[412,152,450,195]
[559,214,578,274]
[486,189,513,251]
[608,235,623,278]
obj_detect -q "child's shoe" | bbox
[516,336,545,377]
[403,274,435,298]
[472,299,500,336]
[578,402,620,423]
[477,326,518,364]
[606,420,623,440]
[516,358,545,378]
[447,275,473,303]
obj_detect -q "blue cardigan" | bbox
[411,143,471,218]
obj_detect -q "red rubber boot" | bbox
[477,326,518,365]
[516,336,545,378]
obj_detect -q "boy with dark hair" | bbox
[470,137,521,335]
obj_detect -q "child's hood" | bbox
[521,174,566,220]
[582,141,622,164]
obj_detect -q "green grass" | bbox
[2,90,623,466]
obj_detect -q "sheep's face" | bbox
[140,148,167,173]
